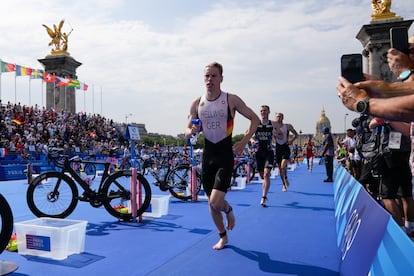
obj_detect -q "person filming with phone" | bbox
[337,34,414,121]
[336,30,414,238]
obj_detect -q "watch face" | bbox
[357,100,366,113]
[399,70,411,80]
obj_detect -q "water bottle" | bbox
[191,119,202,131]
[190,119,202,145]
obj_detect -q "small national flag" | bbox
[55,76,71,87]
[31,69,44,79]
[67,79,80,88]
[78,82,89,91]
[1,61,16,72]
[15,65,33,76]
[0,148,7,157]
[43,72,56,83]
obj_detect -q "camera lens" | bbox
[352,118,360,128]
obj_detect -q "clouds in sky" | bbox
[1,0,413,136]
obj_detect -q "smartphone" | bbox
[390,27,409,55]
[341,54,364,83]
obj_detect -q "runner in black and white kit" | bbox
[254,105,274,207]
[274,112,298,192]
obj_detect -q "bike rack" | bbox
[130,168,142,222]
[190,166,198,201]
[245,161,250,184]
[189,122,199,202]
[125,124,143,222]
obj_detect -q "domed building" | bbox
[314,107,331,145]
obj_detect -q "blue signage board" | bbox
[333,166,389,276]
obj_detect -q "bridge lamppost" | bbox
[125,113,133,124]
[344,113,349,133]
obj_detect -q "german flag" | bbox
[12,119,22,125]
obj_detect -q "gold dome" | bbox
[315,108,331,135]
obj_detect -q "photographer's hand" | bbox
[356,79,414,98]
[354,80,392,98]
[387,48,413,77]
[337,76,368,112]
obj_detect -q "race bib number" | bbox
[388,131,401,149]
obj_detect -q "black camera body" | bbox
[352,114,371,135]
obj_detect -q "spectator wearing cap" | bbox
[321,127,334,182]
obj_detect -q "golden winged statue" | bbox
[371,0,400,21]
[43,19,73,55]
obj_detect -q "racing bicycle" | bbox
[0,193,13,254]
[140,153,202,201]
[26,148,152,221]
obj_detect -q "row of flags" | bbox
[1,60,88,91]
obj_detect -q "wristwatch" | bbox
[356,97,370,114]
[397,70,413,81]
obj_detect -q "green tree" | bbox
[232,133,245,144]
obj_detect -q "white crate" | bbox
[232,177,246,190]
[184,180,208,201]
[270,168,279,179]
[14,218,87,260]
[143,194,170,217]
[250,173,262,183]
[196,188,209,201]
[288,163,296,171]
[128,194,170,218]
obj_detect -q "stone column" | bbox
[38,55,82,113]
[356,19,413,82]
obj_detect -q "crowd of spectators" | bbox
[0,100,128,158]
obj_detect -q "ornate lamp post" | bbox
[344,113,349,133]
[125,113,133,124]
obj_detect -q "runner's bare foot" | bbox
[213,233,228,250]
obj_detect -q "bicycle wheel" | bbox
[233,161,248,179]
[0,194,13,254]
[84,163,97,180]
[102,170,152,220]
[167,164,201,201]
[27,172,78,218]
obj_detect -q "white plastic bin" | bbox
[14,218,87,260]
[232,177,246,190]
[143,194,170,217]
[271,168,279,178]
[128,194,170,218]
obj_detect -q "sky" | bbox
[0,0,413,137]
